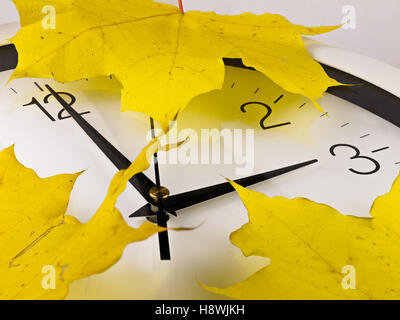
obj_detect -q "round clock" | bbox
[1,29,400,299]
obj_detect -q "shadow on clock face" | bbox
[158,65,400,219]
[177,65,320,141]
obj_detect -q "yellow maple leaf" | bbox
[0,142,163,299]
[10,0,340,132]
[203,174,400,300]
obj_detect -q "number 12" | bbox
[23,91,90,122]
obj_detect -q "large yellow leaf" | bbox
[10,0,340,132]
[204,174,400,299]
[0,142,163,299]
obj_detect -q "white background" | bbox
[0,0,399,67]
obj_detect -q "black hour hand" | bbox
[130,159,318,217]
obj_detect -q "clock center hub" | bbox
[147,186,171,224]
[149,186,170,200]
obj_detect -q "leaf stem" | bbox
[178,0,184,13]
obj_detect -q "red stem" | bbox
[178,0,184,13]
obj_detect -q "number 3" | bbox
[329,144,381,175]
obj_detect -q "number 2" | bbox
[240,101,291,130]
[44,92,90,120]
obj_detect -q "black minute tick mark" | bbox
[371,146,389,153]
[320,112,328,117]
[274,94,284,104]
[10,88,17,94]
[341,122,350,127]
[360,134,370,139]
[298,103,306,109]
[254,88,259,94]
[34,82,44,92]
[231,82,235,88]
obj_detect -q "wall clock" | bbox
[1,23,400,299]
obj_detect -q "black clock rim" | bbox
[1,44,399,128]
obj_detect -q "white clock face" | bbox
[1,59,400,299]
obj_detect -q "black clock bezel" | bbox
[1,44,400,128]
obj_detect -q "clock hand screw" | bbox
[149,186,170,212]
[149,186,170,202]
[147,186,171,229]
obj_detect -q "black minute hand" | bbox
[45,84,158,206]
[130,159,318,217]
